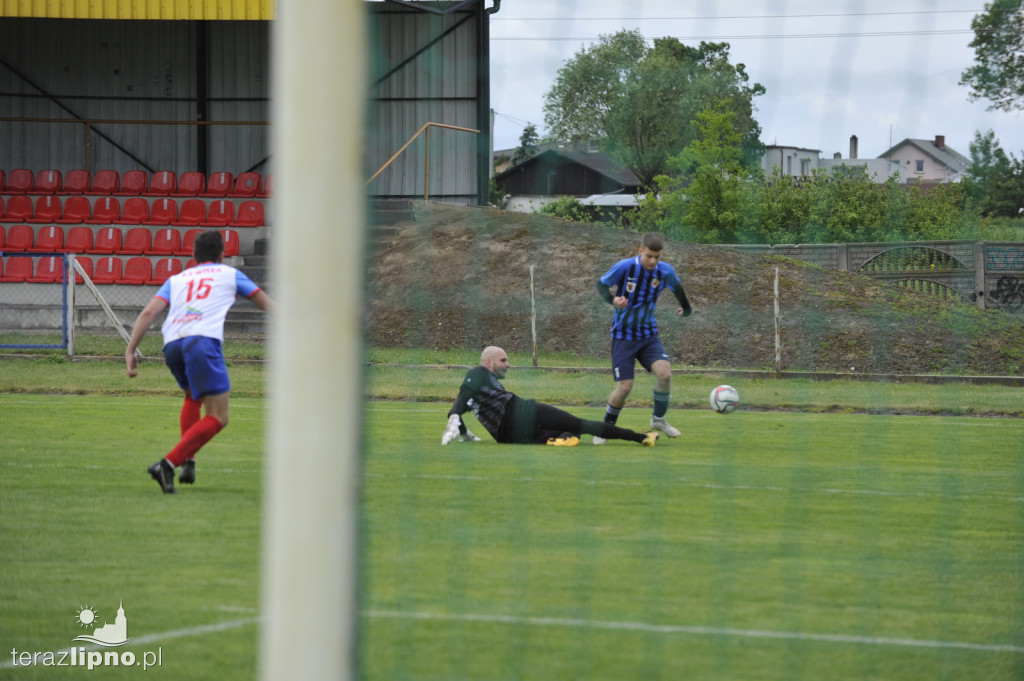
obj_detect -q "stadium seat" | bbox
[28,225,64,253]
[115,170,148,196]
[56,196,91,224]
[178,229,203,256]
[232,200,264,227]
[4,224,34,252]
[86,170,119,195]
[176,198,206,226]
[145,171,176,196]
[0,256,32,282]
[87,227,123,254]
[117,256,152,285]
[118,197,150,225]
[172,171,205,197]
[119,227,152,255]
[61,170,91,195]
[200,172,233,197]
[146,257,183,285]
[256,173,273,198]
[185,258,197,269]
[0,170,5,192]
[28,195,61,223]
[229,172,261,198]
[85,197,120,224]
[150,228,181,255]
[72,255,93,284]
[33,169,62,195]
[92,256,123,284]
[64,226,94,253]
[2,169,33,194]
[144,198,177,225]
[27,255,65,283]
[0,225,4,248]
[202,199,235,227]
[2,195,33,222]
[221,229,239,256]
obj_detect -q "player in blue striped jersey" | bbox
[595,233,692,442]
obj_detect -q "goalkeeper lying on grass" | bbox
[443,346,658,447]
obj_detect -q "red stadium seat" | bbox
[0,256,32,282]
[144,198,177,225]
[0,225,4,248]
[27,255,65,283]
[0,170,5,192]
[256,173,273,198]
[92,256,123,284]
[202,200,234,227]
[221,229,239,256]
[232,200,264,227]
[84,197,120,224]
[146,257,183,285]
[86,170,119,195]
[64,226,94,253]
[119,227,152,255]
[117,256,152,285]
[115,170,148,196]
[2,169,33,194]
[4,225,34,251]
[33,169,62,195]
[28,195,61,223]
[176,198,206,226]
[72,255,93,284]
[150,228,182,255]
[117,197,150,225]
[178,229,203,256]
[61,170,91,195]
[2,195,33,222]
[185,258,197,269]
[28,225,64,253]
[200,172,232,197]
[172,171,205,197]
[87,227,123,254]
[228,172,261,198]
[145,171,176,196]
[56,196,91,224]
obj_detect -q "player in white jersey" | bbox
[125,230,274,493]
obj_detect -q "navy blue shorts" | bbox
[610,337,670,382]
[163,336,230,400]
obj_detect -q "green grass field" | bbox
[2,360,1023,679]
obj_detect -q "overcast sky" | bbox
[488,0,1024,162]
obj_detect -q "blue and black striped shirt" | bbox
[600,256,683,340]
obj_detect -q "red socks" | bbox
[180,395,202,435]
[166,415,224,467]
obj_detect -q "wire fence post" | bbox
[529,263,538,367]
[774,266,781,370]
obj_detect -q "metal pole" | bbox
[774,267,781,369]
[261,0,363,680]
[530,264,538,367]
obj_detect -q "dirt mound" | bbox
[367,202,1024,376]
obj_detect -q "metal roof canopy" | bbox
[367,0,498,206]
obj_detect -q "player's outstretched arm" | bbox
[125,297,169,377]
[250,289,275,313]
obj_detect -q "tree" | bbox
[511,123,540,166]
[543,30,764,190]
[674,105,748,243]
[964,130,1024,217]
[960,0,1024,111]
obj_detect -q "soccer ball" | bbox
[710,385,740,413]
